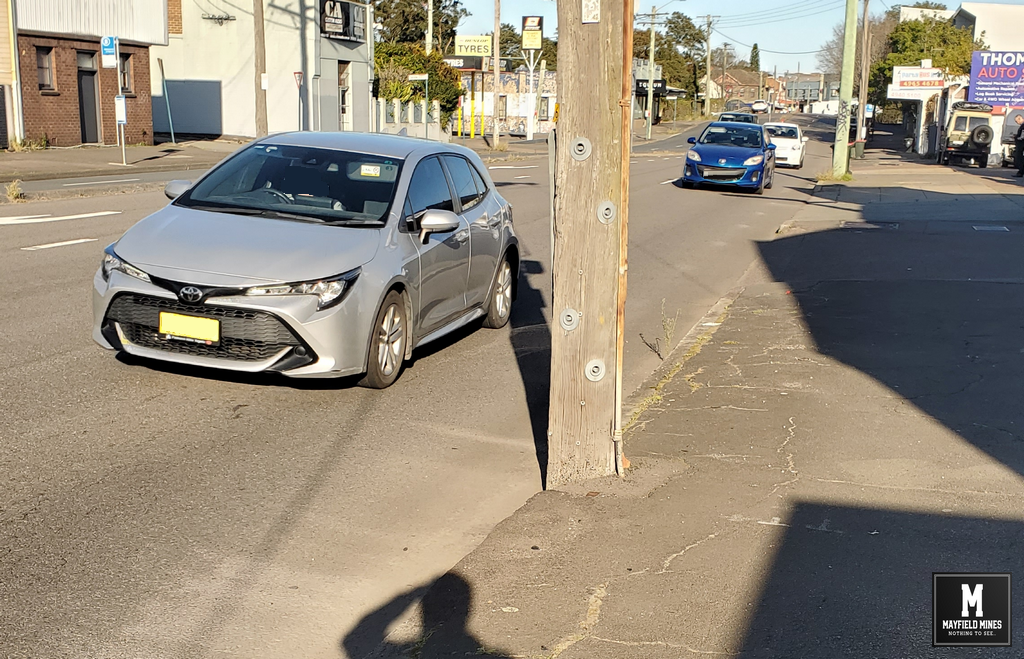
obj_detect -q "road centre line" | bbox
[488,165,538,170]
[62,178,141,187]
[21,238,97,251]
[660,179,678,185]
[0,211,121,226]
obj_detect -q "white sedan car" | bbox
[764,122,808,169]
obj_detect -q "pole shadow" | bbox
[510,259,550,489]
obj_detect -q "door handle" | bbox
[454,229,470,243]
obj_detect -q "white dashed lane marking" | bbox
[0,211,122,226]
[488,165,539,170]
[21,238,98,251]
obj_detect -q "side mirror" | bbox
[802,136,809,143]
[687,136,697,144]
[164,180,192,200]
[767,143,777,150]
[418,209,460,243]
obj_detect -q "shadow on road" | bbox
[342,573,513,659]
[510,259,550,489]
[734,210,1024,654]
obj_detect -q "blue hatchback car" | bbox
[682,122,776,194]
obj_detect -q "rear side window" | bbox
[406,157,454,215]
[444,156,484,211]
[969,116,989,131]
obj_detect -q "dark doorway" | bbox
[77,52,99,144]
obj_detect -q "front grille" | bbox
[105,293,307,363]
[697,165,747,181]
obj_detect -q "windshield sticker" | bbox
[360,164,381,177]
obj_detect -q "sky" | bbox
[458,0,1024,76]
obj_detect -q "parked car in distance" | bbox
[682,122,776,194]
[92,132,519,389]
[938,102,994,167]
[718,112,758,124]
[764,122,808,168]
[751,99,769,113]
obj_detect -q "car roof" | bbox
[764,122,799,129]
[708,121,763,128]
[721,112,755,117]
[258,131,475,161]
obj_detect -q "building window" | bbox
[119,53,132,93]
[36,47,54,90]
[498,95,507,121]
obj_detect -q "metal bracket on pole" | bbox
[585,359,606,382]
[570,136,592,160]
[597,201,616,224]
[559,308,581,331]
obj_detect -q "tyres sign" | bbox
[969,51,1024,105]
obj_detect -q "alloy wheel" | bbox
[376,304,404,377]
[495,261,512,319]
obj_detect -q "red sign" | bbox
[294,71,304,89]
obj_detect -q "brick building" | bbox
[11,0,167,146]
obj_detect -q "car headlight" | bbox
[686,150,701,161]
[245,268,360,310]
[101,245,151,283]
[744,155,764,166]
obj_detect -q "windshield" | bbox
[177,144,403,225]
[721,114,754,123]
[766,125,799,139]
[700,125,764,148]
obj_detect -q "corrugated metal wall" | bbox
[15,0,167,45]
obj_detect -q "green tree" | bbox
[633,12,705,105]
[868,15,985,105]
[373,43,463,124]
[374,0,469,53]
[750,43,760,72]
[909,1,947,9]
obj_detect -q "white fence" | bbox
[374,99,448,142]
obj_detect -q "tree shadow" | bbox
[341,573,513,659]
[735,196,1024,653]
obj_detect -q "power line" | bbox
[717,0,836,23]
[712,28,826,55]
[717,1,846,28]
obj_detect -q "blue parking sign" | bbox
[101,36,117,69]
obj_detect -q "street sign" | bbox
[887,66,943,101]
[408,73,429,81]
[443,56,483,70]
[115,95,127,125]
[101,36,117,69]
[294,71,304,89]
[454,35,492,57]
[522,16,543,51]
[320,0,366,42]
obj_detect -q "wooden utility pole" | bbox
[721,43,730,105]
[704,15,713,115]
[492,0,500,148]
[645,6,657,140]
[548,0,632,484]
[856,0,871,155]
[253,0,269,136]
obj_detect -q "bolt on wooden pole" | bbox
[547,0,632,485]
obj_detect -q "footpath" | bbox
[343,143,1024,657]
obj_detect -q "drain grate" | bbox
[840,221,900,230]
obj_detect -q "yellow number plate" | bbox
[159,312,220,343]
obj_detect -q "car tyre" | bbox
[359,290,407,389]
[483,255,514,329]
[765,169,774,189]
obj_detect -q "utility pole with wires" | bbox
[721,42,731,106]
[855,0,871,158]
[636,8,669,140]
[547,0,633,484]
[703,15,715,115]
[253,0,269,137]
[492,0,500,148]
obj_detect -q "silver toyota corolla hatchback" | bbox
[92,132,518,388]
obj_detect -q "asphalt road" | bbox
[0,118,830,659]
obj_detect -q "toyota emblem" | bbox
[179,286,203,303]
[719,158,727,164]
